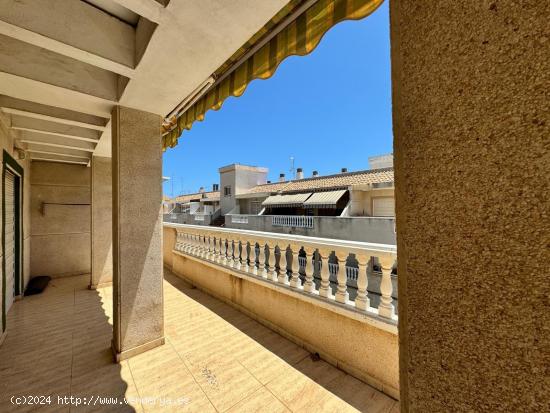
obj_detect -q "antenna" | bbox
[289,156,296,179]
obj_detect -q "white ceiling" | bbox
[0,0,291,162]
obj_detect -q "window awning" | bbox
[262,193,312,208]
[303,189,347,208]
[162,0,383,149]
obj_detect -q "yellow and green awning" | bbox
[262,193,312,208]
[162,0,383,150]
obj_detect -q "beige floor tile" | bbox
[0,271,397,413]
[324,374,399,413]
[266,363,353,412]
[226,387,290,413]
[183,349,263,412]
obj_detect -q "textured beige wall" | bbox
[390,1,549,412]
[165,226,399,398]
[91,156,112,288]
[112,106,164,358]
[30,161,90,277]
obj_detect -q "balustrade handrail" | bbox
[166,222,397,323]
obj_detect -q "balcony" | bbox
[225,214,396,244]
[0,270,398,412]
[163,223,399,400]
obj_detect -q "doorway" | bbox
[2,150,23,324]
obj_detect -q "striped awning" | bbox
[162,0,383,149]
[262,193,312,208]
[303,189,347,208]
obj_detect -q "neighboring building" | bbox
[219,163,268,215]
[164,185,221,226]
[164,155,396,244]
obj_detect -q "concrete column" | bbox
[90,156,112,289]
[390,2,548,412]
[111,106,164,361]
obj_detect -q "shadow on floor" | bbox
[0,275,137,413]
[164,271,398,413]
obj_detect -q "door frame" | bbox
[2,150,23,332]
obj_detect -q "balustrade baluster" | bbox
[227,239,235,268]
[221,238,228,265]
[175,232,181,251]
[189,233,197,255]
[182,232,188,253]
[267,243,276,280]
[258,243,267,278]
[203,235,209,259]
[289,244,302,289]
[278,244,288,284]
[211,235,217,261]
[242,241,250,272]
[200,235,206,256]
[378,257,395,319]
[303,247,315,293]
[251,243,259,275]
[235,240,242,270]
[217,237,224,263]
[319,250,333,299]
[355,254,370,311]
[334,252,349,303]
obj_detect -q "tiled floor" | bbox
[0,270,399,412]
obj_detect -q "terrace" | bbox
[0,270,398,412]
[0,1,544,412]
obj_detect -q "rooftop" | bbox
[0,271,399,412]
[173,190,220,204]
[246,167,394,195]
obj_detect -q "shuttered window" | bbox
[5,170,16,313]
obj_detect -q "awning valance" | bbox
[303,189,347,208]
[162,0,383,149]
[262,193,312,208]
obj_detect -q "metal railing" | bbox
[272,215,314,228]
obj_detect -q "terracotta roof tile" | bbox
[246,168,393,194]
[173,191,220,203]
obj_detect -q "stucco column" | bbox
[90,156,112,289]
[111,106,164,361]
[390,2,548,412]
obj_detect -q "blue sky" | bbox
[163,2,391,197]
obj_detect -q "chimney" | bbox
[341,167,348,173]
[199,186,205,193]
[296,168,304,180]
[212,183,219,191]
[312,170,319,177]
[279,173,286,182]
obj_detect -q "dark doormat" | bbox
[24,276,51,296]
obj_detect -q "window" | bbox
[224,186,232,197]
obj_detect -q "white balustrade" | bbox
[168,224,397,322]
[272,215,314,228]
